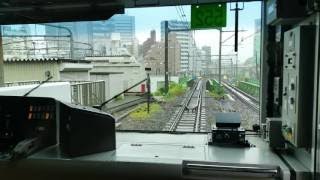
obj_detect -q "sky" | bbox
[3,2,261,64]
[126,2,261,63]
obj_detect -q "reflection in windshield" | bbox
[0,2,261,132]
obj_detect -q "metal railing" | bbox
[4,80,41,87]
[71,80,106,106]
[3,80,106,107]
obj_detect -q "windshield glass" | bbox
[1,2,261,133]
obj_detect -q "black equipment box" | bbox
[267,0,307,25]
[210,127,246,145]
[0,96,116,159]
[0,96,57,155]
[215,112,241,128]
[307,0,320,12]
[59,102,116,157]
[210,112,246,145]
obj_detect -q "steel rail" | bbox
[222,82,259,112]
[168,80,199,131]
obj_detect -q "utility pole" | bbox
[164,21,169,94]
[218,28,222,84]
[0,28,4,87]
[234,2,239,52]
[230,2,243,52]
[236,52,238,80]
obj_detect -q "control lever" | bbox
[11,137,41,160]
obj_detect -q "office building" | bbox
[144,33,181,76]
[1,25,32,59]
[142,30,157,57]
[44,15,136,59]
[161,20,194,73]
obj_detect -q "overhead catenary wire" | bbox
[172,3,199,73]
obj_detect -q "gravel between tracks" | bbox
[205,91,259,130]
[116,95,185,131]
[116,89,258,131]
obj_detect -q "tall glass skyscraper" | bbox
[106,14,135,45]
[1,25,32,59]
[44,14,136,58]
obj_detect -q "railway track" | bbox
[222,82,260,112]
[164,79,207,132]
[106,97,149,114]
[106,96,152,127]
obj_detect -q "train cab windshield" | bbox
[1,0,320,180]
[0,2,261,133]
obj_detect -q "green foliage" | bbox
[237,81,260,97]
[168,83,186,96]
[129,103,163,121]
[153,87,166,96]
[207,80,225,100]
[115,95,124,101]
[153,82,187,101]
[187,79,195,87]
[209,90,225,100]
[179,77,190,88]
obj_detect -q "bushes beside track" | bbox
[153,82,187,101]
[207,80,225,100]
[129,103,163,121]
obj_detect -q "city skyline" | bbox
[1,2,261,64]
[126,2,261,63]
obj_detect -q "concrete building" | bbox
[192,48,204,76]
[85,55,147,99]
[144,42,163,75]
[201,46,211,75]
[161,20,194,73]
[125,38,139,59]
[2,55,145,102]
[142,30,157,57]
[144,33,181,76]
[3,57,93,82]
